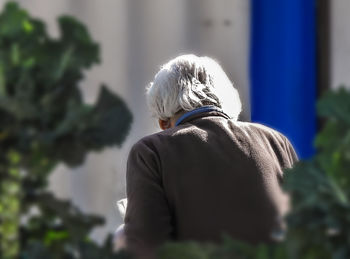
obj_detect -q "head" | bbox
[146,54,242,130]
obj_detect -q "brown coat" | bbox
[124,110,298,258]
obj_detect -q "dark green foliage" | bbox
[158,236,287,259]
[0,2,132,167]
[283,88,350,259]
[0,2,132,258]
[158,88,350,259]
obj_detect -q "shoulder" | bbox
[126,127,190,181]
[127,128,177,164]
[130,129,172,152]
[128,134,160,162]
[126,133,166,181]
[234,121,299,164]
[131,124,199,150]
[234,121,290,143]
[248,122,296,150]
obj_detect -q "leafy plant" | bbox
[283,88,350,258]
[158,236,287,259]
[0,2,132,258]
[158,88,350,259]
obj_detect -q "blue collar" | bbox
[175,106,228,126]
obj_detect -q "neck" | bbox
[174,105,224,127]
[170,111,186,128]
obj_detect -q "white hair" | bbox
[146,54,242,121]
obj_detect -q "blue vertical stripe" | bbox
[250,0,316,158]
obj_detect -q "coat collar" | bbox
[175,106,231,126]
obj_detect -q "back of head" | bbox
[146,54,242,120]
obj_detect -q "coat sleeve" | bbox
[124,140,173,258]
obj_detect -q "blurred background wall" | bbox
[0,0,349,244]
[0,0,250,242]
[331,0,350,90]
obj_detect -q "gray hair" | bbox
[146,54,242,120]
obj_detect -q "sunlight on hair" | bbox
[146,54,242,120]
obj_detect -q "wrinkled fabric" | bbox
[124,111,298,258]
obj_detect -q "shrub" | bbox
[0,2,132,258]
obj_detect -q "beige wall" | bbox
[0,0,251,242]
[331,0,350,90]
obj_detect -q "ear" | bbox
[158,119,171,130]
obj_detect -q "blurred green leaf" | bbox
[317,87,350,125]
[0,63,5,96]
[0,2,132,258]
[22,19,33,33]
[44,230,69,246]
